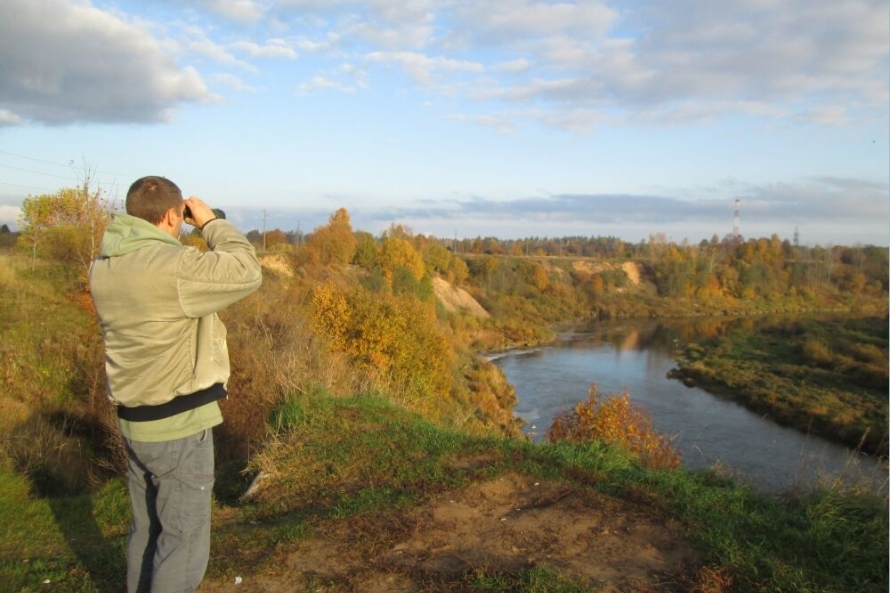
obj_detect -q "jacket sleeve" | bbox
[176,219,263,318]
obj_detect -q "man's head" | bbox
[126,176,184,237]
[126,176,183,224]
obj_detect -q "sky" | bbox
[1,0,888,246]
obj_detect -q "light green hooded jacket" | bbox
[90,213,262,441]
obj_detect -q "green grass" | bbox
[227,393,887,592]
[0,467,129,592]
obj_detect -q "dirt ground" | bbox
[200,472,697,592]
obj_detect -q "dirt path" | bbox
[201,473,697,592]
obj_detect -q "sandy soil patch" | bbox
[571,261,643,286]
[432,277,489,318]
[201,473,695,592]
[259,254,293,277]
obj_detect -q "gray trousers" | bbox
[124,429,215,593]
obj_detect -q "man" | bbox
[90,176,262,592]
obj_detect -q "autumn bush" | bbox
[310,280,454,418]
[547,383,681,470]
[17,185,111,272]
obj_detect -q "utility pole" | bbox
[262,208,267,251]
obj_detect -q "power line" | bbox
[0,148,75,169]
[0,162,75,180]
[0,180,59,192]
[0,148,137,186]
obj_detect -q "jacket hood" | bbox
[98,213,181,258]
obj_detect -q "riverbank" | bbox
[669,314,888,458]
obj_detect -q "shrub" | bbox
[547,383,680,470]
[310,282,453,417]
[801,338,833,368]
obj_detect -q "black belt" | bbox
[117,383,227,422]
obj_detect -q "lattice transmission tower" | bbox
[732,199,740,240]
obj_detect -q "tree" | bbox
[305,208,357,265]
[17,182,111,270]
[378,237,425,283]
[264,229,289,250]
[420,241,453,276]
[310,282,452,412]
[246,230,263,246]
[353,231,379,270]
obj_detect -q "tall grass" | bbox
[0,254,122,495]
[0,253,18,289]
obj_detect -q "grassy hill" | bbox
[3,391,887,592]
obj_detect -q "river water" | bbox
[492,317,887,494]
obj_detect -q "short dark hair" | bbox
[126,176,182,224]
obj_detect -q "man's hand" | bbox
[183,197,217,229]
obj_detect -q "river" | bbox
[491,317,888,494]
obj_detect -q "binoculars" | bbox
[184,206,226,220]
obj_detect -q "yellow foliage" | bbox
[547,383,680,470]
[306,207,357,265]
[697,274,723,298]
[17,185,111,270]
[309,282,350,349]
[379,237,425,282]
[310,281,453,415]
[529,263,550,291]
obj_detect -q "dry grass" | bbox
[0,253,18,289]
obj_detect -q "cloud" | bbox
[365,51,483,85]
[451,0,617,43]
[0,0,214,124]
[0,200,22,230]
[213,73,258,92]
[231,38,299,59]
[0,109,23,127]
[202,0,266,23]
[179,26,254,69]
[625,0,889,113]
[446,0,887,128]
[445,113,516,135]
[347,175,889,244]
[3,0,886,137]
[297,76,356,94]
[494,59,532,74]
[276,0,437,49]
[165,0,889,132]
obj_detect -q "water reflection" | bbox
[494,318,887,494]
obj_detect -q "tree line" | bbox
[12,185,889,315]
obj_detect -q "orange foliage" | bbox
[547,383,681,470]
[696,274,722,299]
[306,208,357,265]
